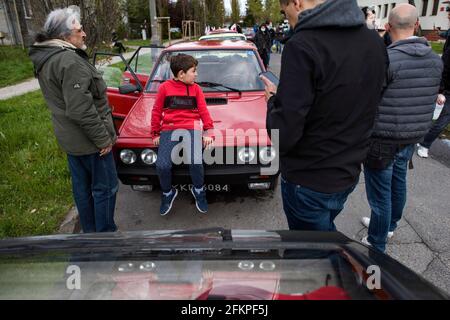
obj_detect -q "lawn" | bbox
[0,46,34,88]
[124,39,153,47]
[0,91,73,238]
[430,41,444,55]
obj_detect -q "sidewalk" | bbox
[0,39,183,101]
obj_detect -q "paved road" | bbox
[114,52,450,294]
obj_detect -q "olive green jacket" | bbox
[29,41,116,155]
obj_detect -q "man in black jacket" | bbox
[361,4,442,252]
[261,0,387,232]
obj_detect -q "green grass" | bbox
[0,91,73,239]
[0,46,34,88]
[124,39,153,47]
[430,41,444,55]
[443,124,450,139]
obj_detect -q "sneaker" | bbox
[360,217,394,238]
[361,236,372,247]
[417,145,429,158]
[160,188,178,216]
[191,187,208,213]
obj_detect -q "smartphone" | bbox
[259,71,279,86]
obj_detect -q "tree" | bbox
[206,0,225,28]
[264,0,283,25]
[29,0,123,53]
[231,0,240,24]
[245,0,263,26]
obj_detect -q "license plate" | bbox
[174,184,230,192]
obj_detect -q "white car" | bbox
[199,32,247,41]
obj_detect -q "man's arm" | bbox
[266,40,317,155]
[440,42,450,94]
[62,62,112,149]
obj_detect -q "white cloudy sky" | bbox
[224,0,247,15]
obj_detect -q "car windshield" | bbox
[147,49,265,92]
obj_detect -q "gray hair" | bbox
[388,4,418,30]
[35,6,81,42]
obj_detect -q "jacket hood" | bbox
[29,41,88,76]
[29,45,66,76]
[294,0,365,31]
[388,37,432,57]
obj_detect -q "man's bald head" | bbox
[388,3,418,30]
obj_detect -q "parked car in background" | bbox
[199,33,247,41]
[243,27,256,43]
[95,40,278,193]
[0,229,447,300]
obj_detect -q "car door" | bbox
[93,52,142,132]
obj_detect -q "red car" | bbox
[100,40,280,192]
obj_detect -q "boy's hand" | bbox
[203,136,214,149]
[153,136,160,146]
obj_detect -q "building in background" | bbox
[358,0,449,40]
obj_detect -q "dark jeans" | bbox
[67,152,118,233]
[421,95,450,148]
[281,177,356,231]
[364,144,415,252]
[156,130,204,193]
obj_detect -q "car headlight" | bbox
[238,147,256,163]
[259,147,276,163]
[120,149,136,164]
[141,149,157,165]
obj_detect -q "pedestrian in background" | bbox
[29,6,119,233]
[361,4,443,252]
[255,23,271,69]
[417,5,450,158]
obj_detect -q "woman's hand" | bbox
[153,136,160,146]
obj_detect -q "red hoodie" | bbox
[151,79,214,138]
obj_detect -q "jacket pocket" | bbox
[365,141,396,170]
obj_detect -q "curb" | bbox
[58,206,81,234]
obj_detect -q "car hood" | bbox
[119,93,271,147]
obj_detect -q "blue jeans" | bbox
[364,144,415,252]
[421,95,450,148]
[281,177,356,231]
[67,152,118,233]
[156,130,204,193]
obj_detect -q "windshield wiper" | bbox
[196,81,242,95]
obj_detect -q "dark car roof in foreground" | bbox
[0,229,448,300]
[166,40,256,51]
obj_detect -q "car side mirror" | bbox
[119,84,140,95]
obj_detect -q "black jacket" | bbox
[440,32,450,94]
[266,0,387,193]
[255,28,271,54]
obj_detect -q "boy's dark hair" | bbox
[170,54,198,78]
